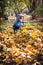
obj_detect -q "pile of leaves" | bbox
[0,24,43,65]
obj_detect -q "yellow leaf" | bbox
[39,32,43,36]
[1,33,5,38]
[29,52,35,56]
[31,32,36,38]
[29,51,35,56]
[29,26,33,29]
[22,29,28,34]
[27,45,32,49]
[15,58,20,63]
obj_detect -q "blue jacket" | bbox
[13,20,24,30]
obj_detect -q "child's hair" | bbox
[18,16,23,20]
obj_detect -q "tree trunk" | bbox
[0,1,5,18]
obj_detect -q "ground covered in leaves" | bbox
[0,21,43,65]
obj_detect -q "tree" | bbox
[0,0,7,17]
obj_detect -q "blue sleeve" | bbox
[13,21,25,29]
[21,22,26,25]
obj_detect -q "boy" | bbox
[13,14,24,30]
